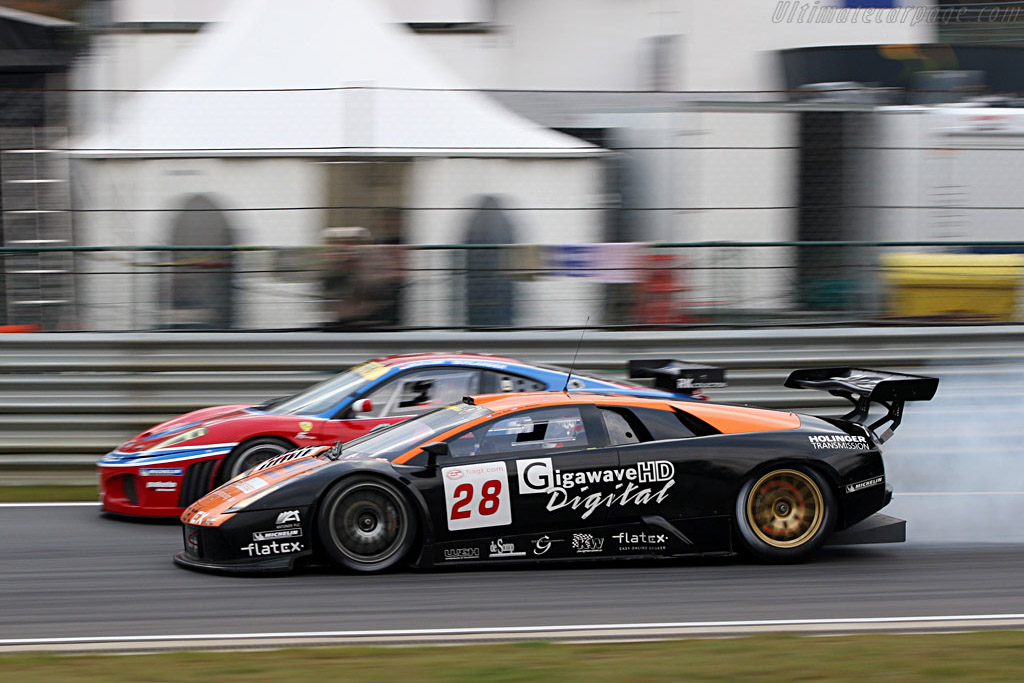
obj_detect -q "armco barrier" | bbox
[0,326,1021,467]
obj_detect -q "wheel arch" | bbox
[310,469,430,566]
[215,434,298,483]
[735,455,847,532]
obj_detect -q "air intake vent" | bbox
[179,459,219,507]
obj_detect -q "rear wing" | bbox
[628,359,727,397]
[785,367,939,442]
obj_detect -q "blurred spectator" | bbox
[322,226,403,330]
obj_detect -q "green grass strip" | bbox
[4,632,1024,682]
[0,485,97,503]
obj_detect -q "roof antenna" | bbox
[563,316,590,393]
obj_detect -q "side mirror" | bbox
[421,441,449,467]
[351,398,373,414]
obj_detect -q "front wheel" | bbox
[219,437,293,483]
[735,467,835,563]
[318,476,418,573]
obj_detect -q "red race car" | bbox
[98,353,723,517]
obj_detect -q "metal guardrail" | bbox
[1,325,1021,468]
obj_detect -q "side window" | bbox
[358,369,481,418]
[448,406,589,458]
[600,408,641,446]
[634,407,701,440]
[480,369,546,393]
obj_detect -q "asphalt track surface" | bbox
[3,504,1024,649]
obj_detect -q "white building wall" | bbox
[872,106,1024,244]
[73,157,324,330]
[390,0,933,91]
[72,0,235,137]
[404,157,605,326]
[685,0,933,91]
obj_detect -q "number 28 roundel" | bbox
[441,462,512,531]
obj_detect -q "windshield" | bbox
[339,402,493,461]
[262,361,390,416]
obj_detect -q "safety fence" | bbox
[4,241,1024,332]
[0,325,1020,467]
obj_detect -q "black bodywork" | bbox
[175,367,937,573]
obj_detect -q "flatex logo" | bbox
[613,531,668,551]
[241,541,303,556]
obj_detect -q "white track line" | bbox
[4,614,1024,650]
[899,492,1024,496]
[0,502,98,508]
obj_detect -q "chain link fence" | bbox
[0,87,1023,330]
[3,241,1024,331]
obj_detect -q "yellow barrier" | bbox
[880,252,1024,320]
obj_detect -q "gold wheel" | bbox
[745,469,825,549]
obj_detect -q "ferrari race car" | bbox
[99,353,724,517]
[175,367,937,574]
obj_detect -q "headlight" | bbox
[150,426,208,451]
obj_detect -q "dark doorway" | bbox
[167,194,235,329]
[796,111,873,311]
[464,194,517,328]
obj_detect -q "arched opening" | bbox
[167,194,235,329]
[463,194,517,327]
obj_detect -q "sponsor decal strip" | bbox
[98,446,236,467]
[518,458,676,520]
[846,476,884,494]
[6,614,1024,648]
[808,434,869,450]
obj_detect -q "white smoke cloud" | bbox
[881,361,1024,543]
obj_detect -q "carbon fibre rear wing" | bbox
[628,359,727,397]
[785,367,939,442]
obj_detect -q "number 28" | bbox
[450,479,503,520]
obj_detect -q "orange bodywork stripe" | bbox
[180,446,330,526]
[391,393,799,465]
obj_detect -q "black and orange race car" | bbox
[174,367,937,574]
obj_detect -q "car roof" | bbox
[466,392,800,434]
[375,352,522,367]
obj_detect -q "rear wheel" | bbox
[735,467,835,563]
[318,476,417,573]
[219,437,293,483]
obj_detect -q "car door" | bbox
[601,404,732,554]
[427,404,618,560]
[318,368,483,443]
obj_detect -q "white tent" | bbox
[73,0,596,158]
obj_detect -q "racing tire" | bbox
[318,475,418,573]
[735,466,835,563]
[219,437,294,483]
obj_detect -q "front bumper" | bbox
[173,549,297,574]
[98,449,231,517]
[175,507,314,574]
